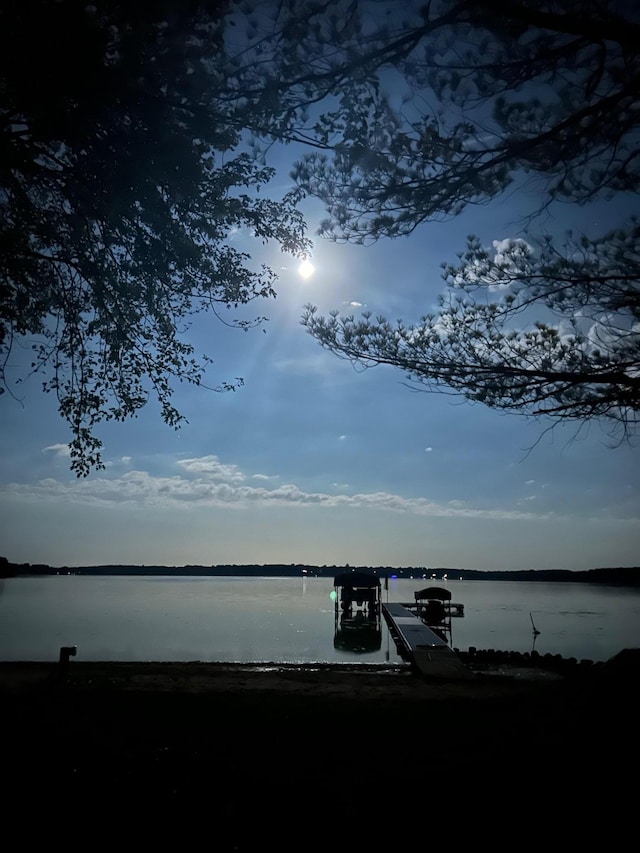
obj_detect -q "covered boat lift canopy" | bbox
[334,572,381,614]
[414,586,452,602]
[412,586,464,640]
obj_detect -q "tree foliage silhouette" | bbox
[3,0,640,473]
[303,227,640,434]
[1,0,310,475]
[289,0,640,439]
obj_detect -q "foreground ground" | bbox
[2,658,637,846]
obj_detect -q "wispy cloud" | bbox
[1,454,608,523]
[42,443,71,457]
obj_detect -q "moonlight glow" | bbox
[298,259,315,279]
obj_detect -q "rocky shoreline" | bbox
[0,644,627,698]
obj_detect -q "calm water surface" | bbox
[1,575,639,664]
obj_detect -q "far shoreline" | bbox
[2,557,639,586]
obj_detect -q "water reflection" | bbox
[334,610,382,653]
[530,611,541,652]
[332,571,383,654]
[2,575,639,663]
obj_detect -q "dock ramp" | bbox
[383,603,475,680]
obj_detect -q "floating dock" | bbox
[382,603,475,680]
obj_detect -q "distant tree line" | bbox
[2,557,638,586]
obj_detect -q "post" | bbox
[58,645,77,680]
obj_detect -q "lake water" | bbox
[1,574,639,664]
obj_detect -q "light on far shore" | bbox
[298,259,315,279]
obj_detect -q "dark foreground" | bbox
[2,658,637,846]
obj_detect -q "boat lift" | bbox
[411,586,464,644]
[334,572,381,616]
[333,572,382,653]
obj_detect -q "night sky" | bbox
[1,5,638,572]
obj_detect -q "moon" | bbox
[298,259,315,279]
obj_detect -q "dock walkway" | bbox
[382,603,475,680]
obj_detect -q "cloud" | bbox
[424,447,433,452]
[42,443,71,457]
[1,467,572,523]
[105,455,133,469]
[6,454,636,524]
[338,435,347,441]
[177,456,245,482]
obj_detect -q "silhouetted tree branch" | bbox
[1,0,311,475]
[288,0,639,438]
[302,226,640,436]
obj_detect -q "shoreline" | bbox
[0,649,620,699]
[4,654,637,839]
[3,558,639,585]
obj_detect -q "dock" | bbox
[382,603,475,680]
